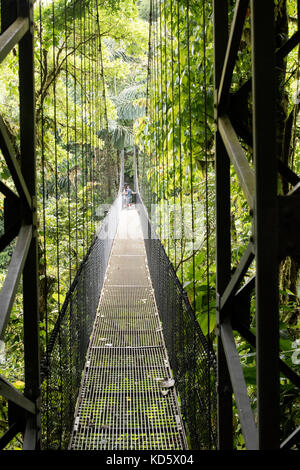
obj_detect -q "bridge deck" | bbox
[69,207,187,450]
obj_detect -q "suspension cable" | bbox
[51,0,63,446]
[146,0,153,209]
[176,0,184,285]
[170,0,176,269]
[38,0,50,447]
[186,0,196,313]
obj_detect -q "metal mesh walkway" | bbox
[69,208,188,450]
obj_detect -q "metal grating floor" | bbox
[69,208,188,450]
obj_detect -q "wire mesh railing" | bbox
[135,191,217,450]
[69,207,188,450]
[40,194,122,450]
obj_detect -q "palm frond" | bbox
[111,83,146,120]
[104,37,139,63]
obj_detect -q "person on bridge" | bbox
[122,184,136,208]
[126,184,133,207]
[122,184,128,209]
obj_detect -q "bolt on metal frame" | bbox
[213,0,300,450]
[0,0,40,450]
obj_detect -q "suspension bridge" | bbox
[0,0,299,452]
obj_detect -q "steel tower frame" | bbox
[214,0,300,450]
[0,0,40,449]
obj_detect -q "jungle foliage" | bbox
[0,0,298,450]
[0,0,149,448]
[135,0,300,448]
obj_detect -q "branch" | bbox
[35,33,97,123]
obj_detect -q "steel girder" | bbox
[0,0,40,450]
[213,0,300,450]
